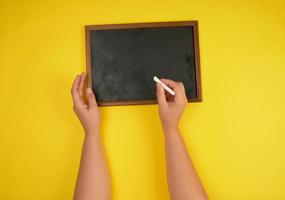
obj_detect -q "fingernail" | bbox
[86,88,92,94]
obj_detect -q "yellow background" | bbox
[1,0,285,199]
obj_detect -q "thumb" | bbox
[156,83,167,107]
[86,88,98,109]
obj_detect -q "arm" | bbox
[156,79,208,200]
[71,73,111,200]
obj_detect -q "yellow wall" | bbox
[1,0,285,199]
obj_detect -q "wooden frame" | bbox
[85,21,202,106]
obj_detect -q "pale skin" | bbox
[72,72,208,200]
[72,73,111,200]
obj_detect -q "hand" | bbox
[156,79,188,133]
[71,73,100,135]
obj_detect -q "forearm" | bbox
[74,132,111,200]
[164,128,208,200]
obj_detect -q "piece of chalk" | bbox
[153,76,175,96]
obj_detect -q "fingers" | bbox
[71,74,85,107]
[78,73,85,98]
[160,79,177,89]
[71,73,98,112]
[160,79,187,104]
[165,91,174,102]
[86,88,98,109]
[177,82,187,104]
[156,83,167,106]
[71,75,81,104]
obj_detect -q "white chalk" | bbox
[153,76,175,96]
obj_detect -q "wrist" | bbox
[84,134,101,145]
[83,132,102,146]
[84,129,100,138]
[162,126,181,140]
[163,128,183,143]
[162,125,180,134]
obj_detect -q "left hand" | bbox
[71,73,100,135]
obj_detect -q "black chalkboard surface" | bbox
[85,21,201,106]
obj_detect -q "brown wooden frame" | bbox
[85,21,202,106]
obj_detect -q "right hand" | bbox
[156,79,188,133]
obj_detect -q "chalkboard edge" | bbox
[85,20,203,106]
[97,98,201,107]
[85,20,198,30]
[192,21,203,102]
[85,25,92,88]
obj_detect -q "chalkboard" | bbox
[85,21,201,106]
